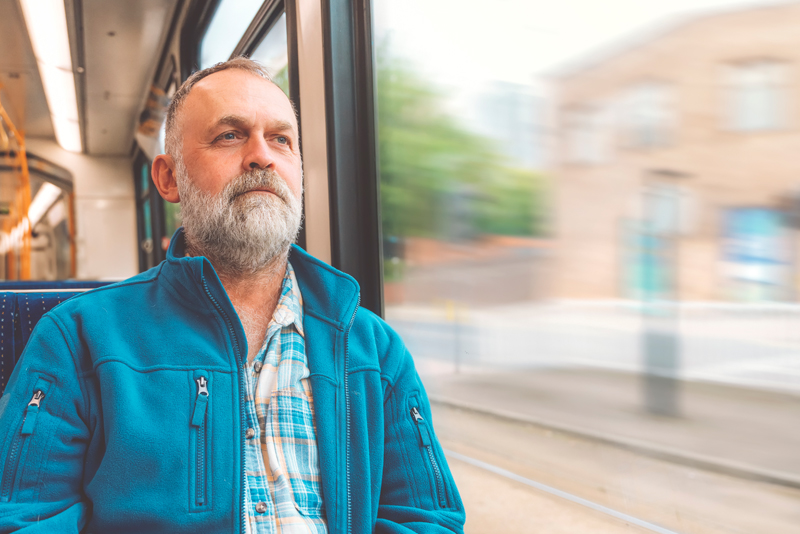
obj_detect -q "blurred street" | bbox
[420,367,800,482]
[432,402,800,534]
[402,304,800,532]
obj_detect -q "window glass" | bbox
[140,197,154,269]
[164,201,181,241]
[199,0,265,69]
[565,105,612,163]
[250,12,289,95]
[142,199,152,242]
[624,82,673,147]
[372,1,800,532]
[139,162,149,196]
[725,61,787,131]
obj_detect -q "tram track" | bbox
[430,402,800,534]
[430,395,800,490]
[444,449,681,534]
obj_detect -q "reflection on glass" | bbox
[250,12,289,95]
[373,0,800,532]
[199,0,264,69]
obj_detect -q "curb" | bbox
[429,395,800,491]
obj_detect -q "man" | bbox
[0,58,464,533]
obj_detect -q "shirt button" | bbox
[253,361,263,373]
[255,501,267,514]
[246,428,255,439]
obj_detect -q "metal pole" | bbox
[641,169,690,417]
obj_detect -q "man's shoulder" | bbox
[348,305,413,379]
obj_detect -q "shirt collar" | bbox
[271,261,305,337]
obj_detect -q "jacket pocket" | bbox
[1,376,53,502]
[189,370,212,511]
[408,395,448,508]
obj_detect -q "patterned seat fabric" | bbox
[0,292,17,397]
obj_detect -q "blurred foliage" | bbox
[164,201,182,238]
[273,64,290,97]
[376,46,545,240]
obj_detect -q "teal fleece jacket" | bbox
[0,230,465,533]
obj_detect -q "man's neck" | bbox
[214,254,289,362]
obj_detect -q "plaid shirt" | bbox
[243,262,328,534]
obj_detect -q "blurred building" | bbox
[551,2,800,301]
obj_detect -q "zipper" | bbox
[1,389,45,501]
[410,406,447,507]
[202,278,246,533]
[191,376,209,506]
[344,294,360,534]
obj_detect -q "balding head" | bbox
[164,57,291,161]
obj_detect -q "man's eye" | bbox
[276,136,288,145]
[214,132,237,142]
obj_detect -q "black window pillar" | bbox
[321,0,383,316]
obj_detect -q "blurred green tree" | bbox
[376,46,546,241]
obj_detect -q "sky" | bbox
[373,0,786,88]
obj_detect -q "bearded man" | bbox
[0,58,464,534]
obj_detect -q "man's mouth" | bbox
[233,188,279,200]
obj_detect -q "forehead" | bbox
[180,69,297,132]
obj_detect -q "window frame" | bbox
[321,0,383,315]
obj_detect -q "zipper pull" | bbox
[410,406,424,423]
[410,406,431,446]
[191,377,209,427]
[28,390,45,407]
[21,390,45,435]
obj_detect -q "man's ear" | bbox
[152,154,180,203]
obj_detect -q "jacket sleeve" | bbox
[0,315,91,533]
[376,343,466,533]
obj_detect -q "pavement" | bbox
[417,364,800,489]
[387,302,800,395]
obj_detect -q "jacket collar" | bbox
[164,228,361,332]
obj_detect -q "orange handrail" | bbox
[0,82,33,280]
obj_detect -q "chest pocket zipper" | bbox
[190,374,211,510]
[410,405,447,508]
[1,379,51,502]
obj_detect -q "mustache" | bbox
[223,168,291,204]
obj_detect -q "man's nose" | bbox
[243,136,274,171]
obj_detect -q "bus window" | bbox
[249,12,289,95]
[199,0,265,69]
[372,1,800,532]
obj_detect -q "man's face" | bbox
[173,69,303,274]
[178,68,302,203]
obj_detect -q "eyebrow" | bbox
[212,115,250,131]
[270,119,296,134]
[211,115,296,134]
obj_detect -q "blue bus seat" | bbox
[0,292,17,397]
[0,281,111,290]
[0,282,113,395]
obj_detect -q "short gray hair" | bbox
[164,57,273,159]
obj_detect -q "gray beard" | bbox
[175,159,302,276]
